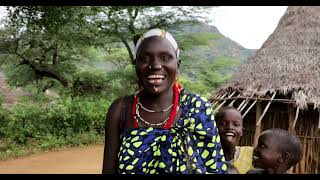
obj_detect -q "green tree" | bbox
[90,6,210,63]
[0,6,96,90]
[0,6,211,92]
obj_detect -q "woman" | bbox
[102,29,227,174]
[215,106,253,174]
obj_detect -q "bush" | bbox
[1,95,110,145]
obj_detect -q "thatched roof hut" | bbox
[209,6,320,174]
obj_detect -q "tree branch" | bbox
[15,53,68,87]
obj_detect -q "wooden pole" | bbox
[242,100,257,118]
[292,107,299,132]
[212,92,236,113]
[227,94,240,107]
[253,102,262,147]
[256,92,276,126]
[237,99,247,111]
[211,92,228,107]
[239,100,250,112]
[318,110,320,129]
[287,104,297,173]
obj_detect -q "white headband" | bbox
[135,28,180,59]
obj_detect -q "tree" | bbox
[0,6,96,90]
[0,6,212,91]
[90,6,210,64]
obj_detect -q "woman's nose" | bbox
[148,64,162,69]
[149,59,162,70]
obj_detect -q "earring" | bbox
[149,65,152,69]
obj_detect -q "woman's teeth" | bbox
[147,75,165,84]
[147,75,165,79]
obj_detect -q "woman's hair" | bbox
[266,128,303,167]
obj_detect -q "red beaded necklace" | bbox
[132,81,182,129]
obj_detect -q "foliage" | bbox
[90,6,210,63]
[179,57,241,97]
[0,95,109,144]
[0,6,96,88]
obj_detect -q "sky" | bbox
[208,6,288,49]
[0,6,288,50]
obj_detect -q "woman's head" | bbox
[253,128,303,172]
[216,106,243,148]
[134,29,180,94]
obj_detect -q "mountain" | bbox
[168,22,256,80]
[172,22,255,61]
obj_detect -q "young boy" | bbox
[247,128,303,174]
[216,106,253,174]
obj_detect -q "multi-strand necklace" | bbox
[135,97,180,126]
[132,82,181,129]
[137,99,174,113]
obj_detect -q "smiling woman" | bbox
[102,29,227,174]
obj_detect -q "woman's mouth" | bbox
[146,74,165,84]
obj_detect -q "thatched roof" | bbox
[212,6,320,110]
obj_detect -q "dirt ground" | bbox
[0,145,104,174]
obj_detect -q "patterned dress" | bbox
[117,90,227,174]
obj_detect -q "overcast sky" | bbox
[0,6,288,50]
[208,6,288,49]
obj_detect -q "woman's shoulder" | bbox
[109,95,134,109]
[106,95,134,118]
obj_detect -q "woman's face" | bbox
[135,36,179,94]
[217,109,243,147]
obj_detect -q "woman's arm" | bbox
[102,98,123,174]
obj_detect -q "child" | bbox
[247,128,303,174]
[216,106,254,174]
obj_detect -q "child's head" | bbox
[253,128,303,172]
[216,106,243,148]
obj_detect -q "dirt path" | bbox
[0,145,104,174]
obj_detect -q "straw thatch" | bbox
[209,6,320,174]
[213,6,320,110]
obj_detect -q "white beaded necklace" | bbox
[137,97,174,113]
[136,97,179,126]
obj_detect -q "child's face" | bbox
[253,131,282,170]
[217,109,243,147]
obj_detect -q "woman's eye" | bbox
[138,56,150,64]
[160,55,170,62]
